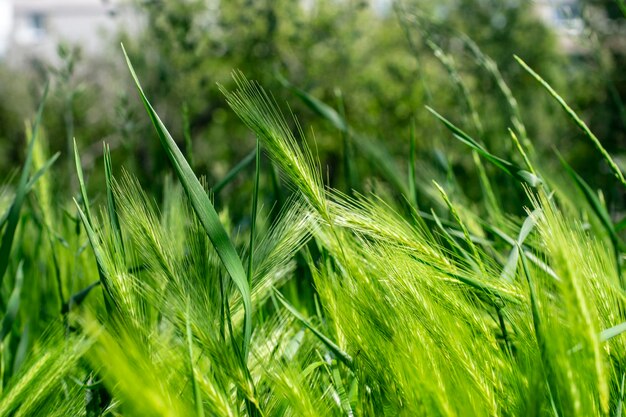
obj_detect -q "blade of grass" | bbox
[519,244,561,416]
[0,261,24,341]
[103,143,124,255]
[123,45,253,359]
[247,138,260,284]
[278,75,409,196]
[328,359,354,417]
[558,153,623,284]
[336,89,357,195]
[0,152,60,231]
[426,106,541,188]
[61,281,100,314]
[617,373,625,417]
[515,55,626,188]
[186,304,205,417]
[73,199,113,302]
[501,209,542,282]
[73,138,93,227]
[213,149,256,195]
[274,290,354,369]
[182,102,194,168]
[408,119,418,210]
[0,83,48,290]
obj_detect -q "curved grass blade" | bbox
[213,149,256,195]
[1,261,24,341]
[0,83,48,289]
[278,75,409,196]
[186,306,205,417]
[501,209,542,282]
[73,199,113,302]
[247,138,260,284]
[558,154,619,244]
[515,55,626,188]
[103,143,124,255]
[61,281,100,314]
[336,89,357,195]
[274,290,354,369]
[73,138,93,227]
[122,45,252,359]
[426,106,541,188]
[0,152,60,230]
[328,359,354,417]
[519,245,561,416]
[408,119,418,209]
[558,154,623,284]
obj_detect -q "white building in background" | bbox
[0,0,134,64]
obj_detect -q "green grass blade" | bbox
[1,261,24,341]
[559,154,618,243]
[247,138,260,284]
[186,305,205,417]
[73,138,93,227]
[337,89,357,195]
[501,209,542,281]
[427,106,541,187]
[61,281,100,314]
[123,45,253,359]
[515,55,626,188]
[0,152,60,230]
[182,102,194,168]
[0,83,48,289]
[103,143,124,255]
[274,290,354,369]
[519,244,561,416]
[329,360,354,417]
[617,373,625,417]
[279,76,408,195]
[213,149,256,195]
[599,321,626,343]
[73,199,111,298]
[25,152,60,193]
[408,119,418,209]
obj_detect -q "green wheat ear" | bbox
[122,44,253,360]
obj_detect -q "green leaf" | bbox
[515,55,626,188]
[501,209,542,282]
[0,83,48,289]
[279,75,409,196]
[213,149,256,195]
[186,305,205,417]
[73,199,112,301]
[274,290,354,369]
[559,154,618,244]
[1,261,24,341]
[0,152,60,230]
[617,373,625,417]
[103,143,124,255]
[247,138,260,284]
[61,281,100,314]
[73,138,93,227]
[427,106,541,188]
[408,119,418,209]
[123,45,253,359]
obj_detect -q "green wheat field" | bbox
[2,2,626,416]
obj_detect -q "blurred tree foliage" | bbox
[3,0,620,213]
[117,0,568,205]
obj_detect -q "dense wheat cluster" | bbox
[1,2,626,416]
